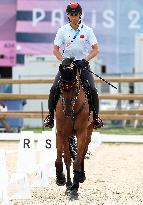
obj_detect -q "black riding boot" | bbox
[79,67,103,129]
[88,90,103,129]
[44,87,60,128]
[85,86,103,129]
[44,72,61,128]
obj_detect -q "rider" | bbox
[44,2,103,129]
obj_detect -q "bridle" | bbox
[59,63,86,119]
[60,77,79,118]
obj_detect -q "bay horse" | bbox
[55,59,94,195]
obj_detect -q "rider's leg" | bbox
[44,71,61,128]
[79,66,103,129]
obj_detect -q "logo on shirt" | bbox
[80,34,84,38]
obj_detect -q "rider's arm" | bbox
[53,45,64,61]
[84,28,99,61]
[53,28,64,61]
[84,44,99,61]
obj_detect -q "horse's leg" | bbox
[70,131,88,193]
[66,165,72,190]
[76,142,88,183]
[79,159,86,183]
[55,133,66,186]
[79,123,93,183]
[63,138,72,189]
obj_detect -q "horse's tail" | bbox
[69,135,77,160]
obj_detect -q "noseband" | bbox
[60,79,77,92]
[59,60,86,119]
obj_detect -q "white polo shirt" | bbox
[54,23,98,60]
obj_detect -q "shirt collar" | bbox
[68,22,83,31]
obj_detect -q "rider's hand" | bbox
[76,59,89,69]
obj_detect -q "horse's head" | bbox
[59,58,79,117]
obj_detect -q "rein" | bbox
[60,75,87,119]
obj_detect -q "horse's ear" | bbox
[59,64,63,72]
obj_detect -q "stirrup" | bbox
[44,114,54,128]
[93,116,103,129]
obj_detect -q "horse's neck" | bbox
[75,78,87,109]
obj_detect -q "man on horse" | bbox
[44,2,103,129]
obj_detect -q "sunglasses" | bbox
[68,13,79,16]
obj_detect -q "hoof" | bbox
[79,172,86,183]
[56,173,66,186]
[56,178,66,186]
[79,176,86,183]
[73,170,86,183]
[70,189,79,198]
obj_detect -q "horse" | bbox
[55,59,94,195]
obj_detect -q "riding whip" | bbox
[83,67,118,90]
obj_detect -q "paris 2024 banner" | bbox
[0,0,143,73]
